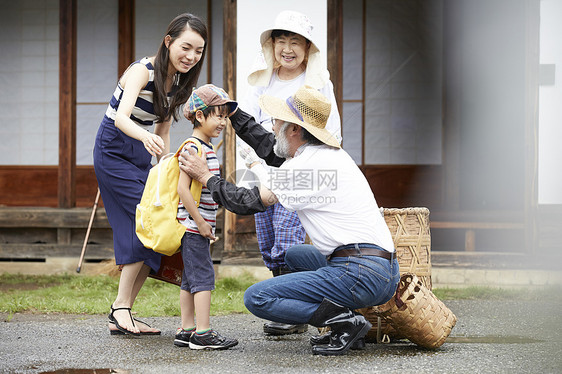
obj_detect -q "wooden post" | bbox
[118,0,135,76]
[361,0,366,165]
[442,1,462,212]
[207,0,213,83]
[524,0,540,253]
[223,0,237,254]
[327,0,343,126]
[464,229,476,252]
[59,0,77,208]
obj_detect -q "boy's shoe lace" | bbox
[189,329,238,350]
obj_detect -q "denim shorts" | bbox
[180,232,215,293]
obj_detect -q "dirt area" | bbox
[0,311,89,322]
[0,281,61,292]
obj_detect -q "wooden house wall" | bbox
[1,0,560,265]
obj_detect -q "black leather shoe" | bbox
[309,333,365,350]
[271,266,292,277]
[308,298,372,356]
[263,321,308,335]
[109,318,161,335]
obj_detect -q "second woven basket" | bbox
[373,273,457,349]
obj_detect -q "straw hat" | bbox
[247,11,329,89]
[258,85,340,149]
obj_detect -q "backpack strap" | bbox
[176,137,205,206]
[174,137,215,156]
[175,139,198,158]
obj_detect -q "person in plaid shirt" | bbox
[238,9,341,337]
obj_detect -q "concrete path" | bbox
[1,298,561,374]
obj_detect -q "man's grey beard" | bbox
[273,122,292,158]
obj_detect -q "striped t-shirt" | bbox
[176,138,220,235]
[104,57,169,127]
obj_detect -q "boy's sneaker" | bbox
[174,328,194,347]
[189,329,238,350]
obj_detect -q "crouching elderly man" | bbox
[179,86,399,355]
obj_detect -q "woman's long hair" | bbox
[153,13,208,123]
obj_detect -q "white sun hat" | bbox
[247,10,329,89]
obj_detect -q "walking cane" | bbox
[76,188,101,273]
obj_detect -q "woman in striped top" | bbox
[93,13,207,336]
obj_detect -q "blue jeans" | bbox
[244,244,400,324]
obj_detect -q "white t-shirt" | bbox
[240,70,342,143]
[266,144,395,256]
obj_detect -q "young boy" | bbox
[174,84,238,350]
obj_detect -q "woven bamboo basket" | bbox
[359,207,432,341]
[383,207,432,289]
[373,273,457,349]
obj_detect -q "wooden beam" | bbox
[0,243,114,260]
[431,222,525,230]
[430,221,525,252]
[0,166,101,208]
[118,0,135,76]
[327,0,343,123]
[223,0,237,254]
[59,0,77,208]
[0,207,110,229]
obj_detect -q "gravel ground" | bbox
[1,299,561,374]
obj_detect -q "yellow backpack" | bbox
[135,138,206,256]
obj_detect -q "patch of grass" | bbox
[212,272,257,315]
[3,273,559,317]
[0,272,257,317]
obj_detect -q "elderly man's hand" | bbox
[179,147,213,185]
[237,140,261,168]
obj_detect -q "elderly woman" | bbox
[238,10,342,337]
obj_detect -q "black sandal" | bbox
[108,305,140,336]
[109,318,161,335]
